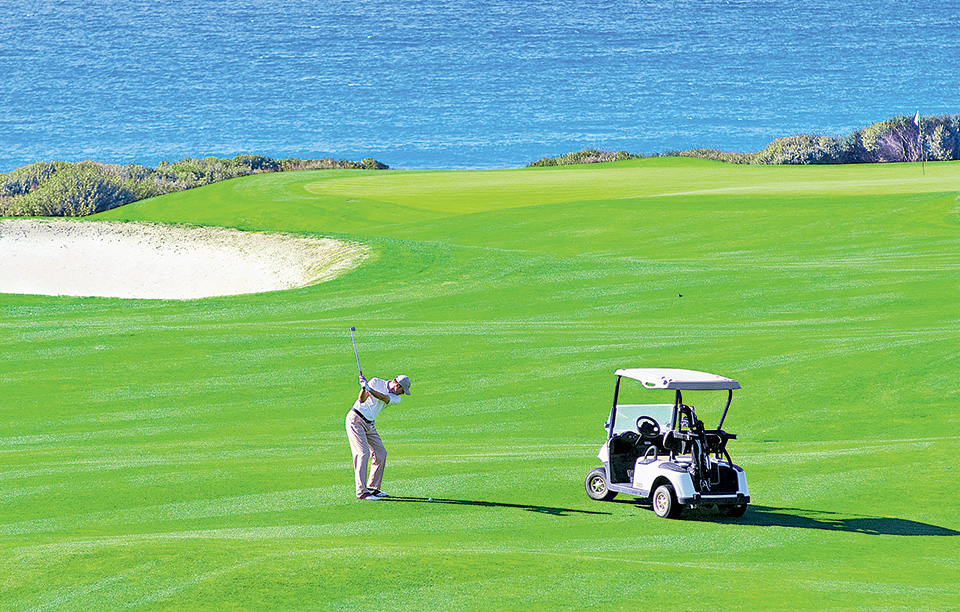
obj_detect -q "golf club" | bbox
[350,326,363,377]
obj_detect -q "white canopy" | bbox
[615,368,740,390]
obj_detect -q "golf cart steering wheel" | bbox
[636,416,661,440]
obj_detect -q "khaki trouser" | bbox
[346,410,387,498]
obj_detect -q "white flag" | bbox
[913,111,920,126]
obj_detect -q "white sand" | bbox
[0,220,370,300]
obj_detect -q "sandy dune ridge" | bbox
[0,220,370,300]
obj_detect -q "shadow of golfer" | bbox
[382,496,610,517]
[687,505,959,536]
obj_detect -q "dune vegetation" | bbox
[2,157,959,610]
[529,114,960,166]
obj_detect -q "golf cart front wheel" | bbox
[652,484,682,519]
[585,468,617,501]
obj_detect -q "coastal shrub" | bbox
[0,162,59,197]
[361,157,389,170]
[528,149,641,167]
[667,149,756,164]
[278,157,383,171]
[752,135,850,164]
[851,116,920,163]
[528,115,960,168]
[923,116,960,161]
[13,163,138,216]
[0,155,389,217]
[839,115,958,162]
[231,154,280,173]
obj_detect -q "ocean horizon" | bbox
[1,0,957,172]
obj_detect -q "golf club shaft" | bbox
[350,326,363,376]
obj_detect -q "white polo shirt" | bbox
[352,377,401,421]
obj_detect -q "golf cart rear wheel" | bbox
[585,468,617,501]
[652,484,682,519]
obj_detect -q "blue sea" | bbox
[1,0,956,171]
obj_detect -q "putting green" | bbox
[2,158,958,610]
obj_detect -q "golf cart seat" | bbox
[609,427,664,482]
[662,429,686,455]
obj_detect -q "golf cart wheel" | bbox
[585,468,617,501]
[652,484,682,519]
[722,504,748,518]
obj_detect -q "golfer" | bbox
[346,373,412,500]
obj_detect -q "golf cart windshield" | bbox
[611,404,673,435]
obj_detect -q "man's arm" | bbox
[364,386,393,404]
[358,376,393,404]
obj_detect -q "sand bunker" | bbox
[0,220,370,300]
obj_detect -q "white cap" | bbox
[395,374,412,395]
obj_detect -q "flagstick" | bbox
[921,141,925,176]
[920,123,925,176]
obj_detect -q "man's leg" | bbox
[366,424,387,493]
[345,412,371,498]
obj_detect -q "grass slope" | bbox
[3,158,959,611]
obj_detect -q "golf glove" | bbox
[359,376,368,389]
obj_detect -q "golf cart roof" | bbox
[615,368,740,390]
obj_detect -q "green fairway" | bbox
[3,158,959,610]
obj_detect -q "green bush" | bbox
[667,149,756,164]
[7,162,138,216]
[850,116,919,162]
[528,149,641,167]
[0,162,59,197]
[919,116,960,161]
[361,157,389,170]
[529,115,960,168]
[752,135,850,164]
[231,154,280,173]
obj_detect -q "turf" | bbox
[2,158,959,611]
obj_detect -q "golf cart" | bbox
[584,368,749,519]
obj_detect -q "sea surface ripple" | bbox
[0,0,956,170]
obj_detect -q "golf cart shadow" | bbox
[687,505,960,536]
[383,496,610,517]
